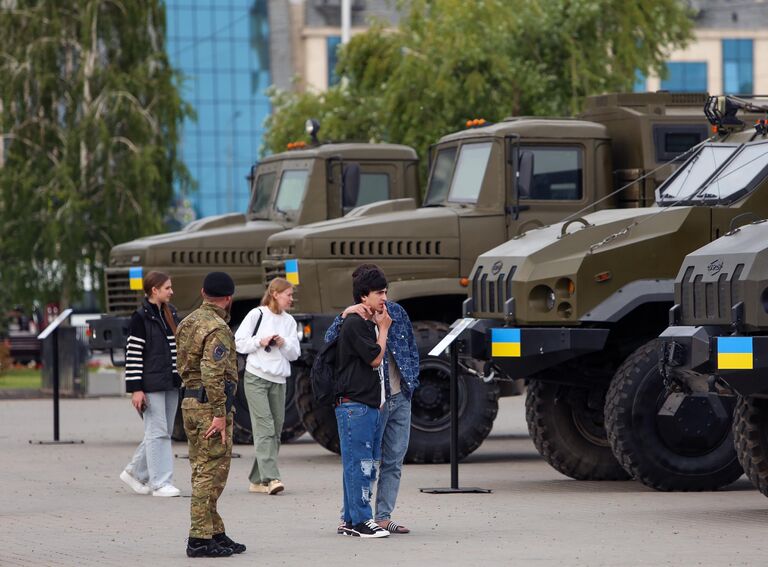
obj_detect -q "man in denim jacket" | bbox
[325,264,420,534]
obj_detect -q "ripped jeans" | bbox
[335,401,381,525]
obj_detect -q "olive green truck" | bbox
[90,141,420,443]
[463,95,768,490]
[262,92,715,463]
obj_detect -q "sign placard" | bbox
[428,318,476,357]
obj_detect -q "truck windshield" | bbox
[690,142,768,202]
[248,171,276,219]
[424,146,457,205]
[447,142,493,203]
[274,169,310,218]
[657,145,737,204]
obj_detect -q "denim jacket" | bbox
[325,301,420,401]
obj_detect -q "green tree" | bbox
[263,0,693,181]
[0,1,192,309]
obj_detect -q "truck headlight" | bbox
[297,321,312,342]
[529,285,556,312]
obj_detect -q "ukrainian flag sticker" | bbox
[285,259,299,285]
[491,328,521,357]
[717,336,753,370]
[129,267,143,291]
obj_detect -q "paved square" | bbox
[1,396,767,566]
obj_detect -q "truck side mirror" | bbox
[517,151,534,199]
[342,163,361,213]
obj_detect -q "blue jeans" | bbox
[375,393,411,521]
[125,389,179,490]
[335,402,381,525]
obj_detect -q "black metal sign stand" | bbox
[420,337,491,494]
[30,309,83,445]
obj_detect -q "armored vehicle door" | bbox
[507,139,600,240]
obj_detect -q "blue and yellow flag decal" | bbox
[491,328,521,357]
[717,337,753,370]
[285,259,299,285]
[129,267,143,291]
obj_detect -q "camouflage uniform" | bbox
[176,301,238,539]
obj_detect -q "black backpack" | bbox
[311,326,341,405]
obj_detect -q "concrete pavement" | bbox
[1,395,767,566]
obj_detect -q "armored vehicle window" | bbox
[356,173,390,206]
[448,142,492,203]
[424,147,457,205]
[249,171,276,218]
[698,143,768,202]
[657,145,737,203]
[274,169,310,215]
[521,147,583,200]
[653,124,709,162]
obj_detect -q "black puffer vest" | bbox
[136,299,181,392]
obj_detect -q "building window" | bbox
[723,39,753,94]
[661,62,707,93]
[327,36,342,87]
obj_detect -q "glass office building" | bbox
[166,0,271,219]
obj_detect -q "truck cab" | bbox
[262,92,715,464]
[103,142,419,320]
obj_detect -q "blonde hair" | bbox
[261,278,293,313]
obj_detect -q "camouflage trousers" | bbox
[183,404,234,539]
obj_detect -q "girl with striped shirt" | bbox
[119,271,182,497]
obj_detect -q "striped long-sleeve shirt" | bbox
[125,301,180,393]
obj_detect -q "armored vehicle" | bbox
[464,95,768,489]
[93,139,420,444]
[263,92,715,463]
[659,215,768,496]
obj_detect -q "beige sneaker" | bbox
[248,482,269,493]
[268,479,285,495]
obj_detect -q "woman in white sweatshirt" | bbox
[234,277,300,495]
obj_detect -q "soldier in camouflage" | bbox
[176,271,246,558]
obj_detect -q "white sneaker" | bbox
[152,484,181,497]
[120,470,151,495]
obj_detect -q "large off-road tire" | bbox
[605,340,742,491]
[733,395,768,496]
[406,321,499,464]
[295,360,340,454]
[231,371,307,445]
[525,380,630,480]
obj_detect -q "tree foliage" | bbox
[0,1,192,309]
[263,0,693,180]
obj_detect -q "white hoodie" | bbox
[234,306,300,384]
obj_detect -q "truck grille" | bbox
[471,265,517,315]
[105,269,142,314]
[328,239,443,257]
[264,260,286,283]
[679,263,745,325]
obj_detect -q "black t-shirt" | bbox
[336,313,382,408]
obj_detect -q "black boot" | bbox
[186,537,234,558]
[214,532,246,554]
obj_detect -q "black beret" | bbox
[203,271,235,297]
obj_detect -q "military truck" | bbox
[92,138,420,444]
[262,91,716,463]
[658,216,768,497]
[463,95,768,489]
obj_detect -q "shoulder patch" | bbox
[213,344,228,361]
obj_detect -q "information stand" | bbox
[30,309,84,445]
[420,318,491,494]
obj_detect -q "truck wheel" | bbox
[525,380,629,480]
[295,360,341,454]
[406,321,499,464]
[733,395,768,496]
[605,340,742,491]
[231,373,307,445]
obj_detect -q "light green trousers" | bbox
[243,370,286,484]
